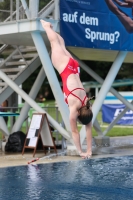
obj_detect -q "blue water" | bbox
[0,156,133,200]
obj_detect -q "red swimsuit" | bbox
[60,58,87,105]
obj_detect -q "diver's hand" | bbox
[113,0,132,7]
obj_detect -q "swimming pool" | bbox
[0,156,133,200]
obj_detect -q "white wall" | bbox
[104,92,133,104]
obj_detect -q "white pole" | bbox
[80,51,127,144]
[16,0,19,20]
[10,0,13,21]
[54,0,59,20]
[20,0,30,18]
[31,31,72,134]
[29,0,39,18]
[95,87,99,98]
[18,85,22,104]
[92,51,127,123]
[72,53,133,111]
[12,67,46,133]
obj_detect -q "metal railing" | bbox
[0,2,25,22]
[0,105,63,132]
[0,0,55,22]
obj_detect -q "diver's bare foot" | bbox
[40,20,53,29]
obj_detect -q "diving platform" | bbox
[0,18,51,47]
[0,19,133,63]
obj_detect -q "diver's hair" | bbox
[78,97,94,125]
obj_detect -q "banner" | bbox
[60,0,133,51]
[102,104,133,125]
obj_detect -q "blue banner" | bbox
[60,0,133,51]
[102,104,133,125]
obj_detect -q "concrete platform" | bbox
[0,148,133,168]
[0,136,133,168]
[1,19,133,63]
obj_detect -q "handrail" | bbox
[4,5,23,22]
[38,0,54,18]
[0,44,8,54]
[2,0,55,22]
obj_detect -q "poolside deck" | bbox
[0,136,133,168]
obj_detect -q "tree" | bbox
[39,0,50,10]
[0,0,14,22]
[0,0,51,22]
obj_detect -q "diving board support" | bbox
[72,52,133,111]
[16,0,19,20]
[20,0,30,18]
[29,0,39,18]
[93,119,103,136]
[92,51,127,122]
[71,52,133,139]
[20,0,72,137]
[54,0,59,20]
[0,69,72,143]
[31,31,72,135]
[79,51,127,144]
[12,67,46,133]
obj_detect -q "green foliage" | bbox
[106,127,133,137]
[23,66,41,94]
[0,0,11,21]
[80,60,112,82]
[0,0,10,10]
[39,0,50,10]
[25,0,51,11]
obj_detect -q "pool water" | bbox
[0,156,133,200]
